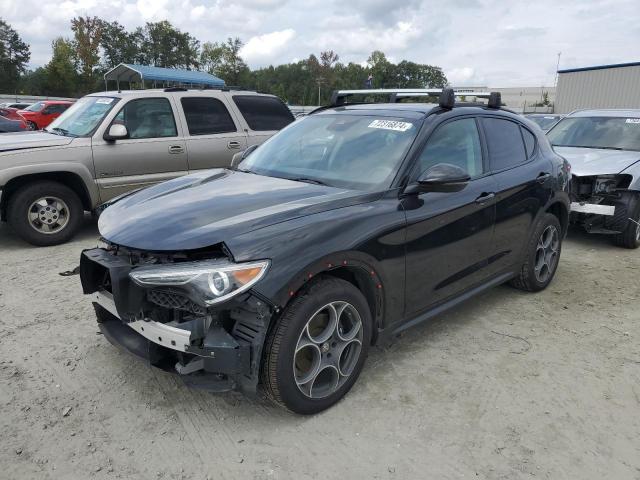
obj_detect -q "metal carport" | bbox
[104,64,225,90]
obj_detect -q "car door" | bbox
[176,94,248,171]
[402,116,498,315]
[91,96,188,202]
[40,104,64,126]
[230,94,295,148]
[479,117,554,275]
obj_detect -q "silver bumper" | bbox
[92,290,191,353]
[570,202,615,216]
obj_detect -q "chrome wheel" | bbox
[534,225,559,283]
[635,219,640,242]
[27,196,70,234]
[293,301,363,399]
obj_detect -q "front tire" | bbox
[612,199,640,249]
[510,213,562,292]
[7,181,84,246]
[261,277,372,414]
[27,121,38,130]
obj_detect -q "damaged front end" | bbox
[80,243,274,394]
[570,174,636,234]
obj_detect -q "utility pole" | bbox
[316,77,325,106]
[553,52,562,88]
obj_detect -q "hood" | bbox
[0,131,74,152]
[553,146,640,177]
[98,169,378,251]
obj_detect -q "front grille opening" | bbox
[147,289,206,315]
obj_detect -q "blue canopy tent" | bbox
[104,63,225,90]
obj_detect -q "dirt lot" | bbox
[1,218,639,480]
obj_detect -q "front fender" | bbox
[0,162,99,207]
[226,200,407,330]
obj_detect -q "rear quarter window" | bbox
[232,95,294,131]
[521,127,536,158]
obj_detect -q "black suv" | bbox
[80,88,570,414]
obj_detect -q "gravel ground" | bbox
[1,218,639,480]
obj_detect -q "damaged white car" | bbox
[548,110,640,248]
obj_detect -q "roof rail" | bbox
[164,87,188,92]
[329,88,502,108]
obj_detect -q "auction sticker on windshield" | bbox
[96,98,114,104]
[368,119,413,132]
[625,118,640,124]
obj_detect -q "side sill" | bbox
[380,271,515,342]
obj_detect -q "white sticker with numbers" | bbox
[368,119,413,132]
[625,118,640,124]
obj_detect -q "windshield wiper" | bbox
[49,127,77,137]
[553,144,625,151]
[235,167,257,174]
[289,177,331,186]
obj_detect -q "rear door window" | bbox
[481,118,527,171]
[232,95,294,131]
[180,97,237,135]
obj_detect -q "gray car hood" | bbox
[0,131,74,152]
[553,146,640,176]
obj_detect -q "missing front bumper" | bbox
[81,248,269,393]
[570,202,615,216]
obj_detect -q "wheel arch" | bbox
[269,252,386,346]
[545,200,569,237]
[1,171,93,221]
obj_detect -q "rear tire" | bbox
[510,213,562,292]
[261,277,372,414]
[7,181,84,246]
[612,200,640,249]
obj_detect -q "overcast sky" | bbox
[1,0,638,87]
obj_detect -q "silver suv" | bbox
[0,88,294,246]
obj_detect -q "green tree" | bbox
[391,60,447,88]
[0,18,31,93]
[200,41,225,75]
[44,38,79,96]
[99,21,143,68]
[18,68,48,95]
[71,16,104,91]
[140,21,199,70]
[367,50,392,87]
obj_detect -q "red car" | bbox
[19,101,73,130]
[0,107,26,121]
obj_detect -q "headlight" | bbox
[129,259,269,306]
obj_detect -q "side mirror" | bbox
[104,124,128,141]
[231,144,258,167]
[407,163,471,194]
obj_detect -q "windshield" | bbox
[548,116,640,151]
[46,96,119,137]
[24,102,45,112]
[528,116,560,131]
[240,114,420,191]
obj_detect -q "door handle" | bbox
[475,192,496,204]
[168,145,184,154]
[227,141,242,149]
[537,172,551,183]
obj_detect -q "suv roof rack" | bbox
[329,88,502,109]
